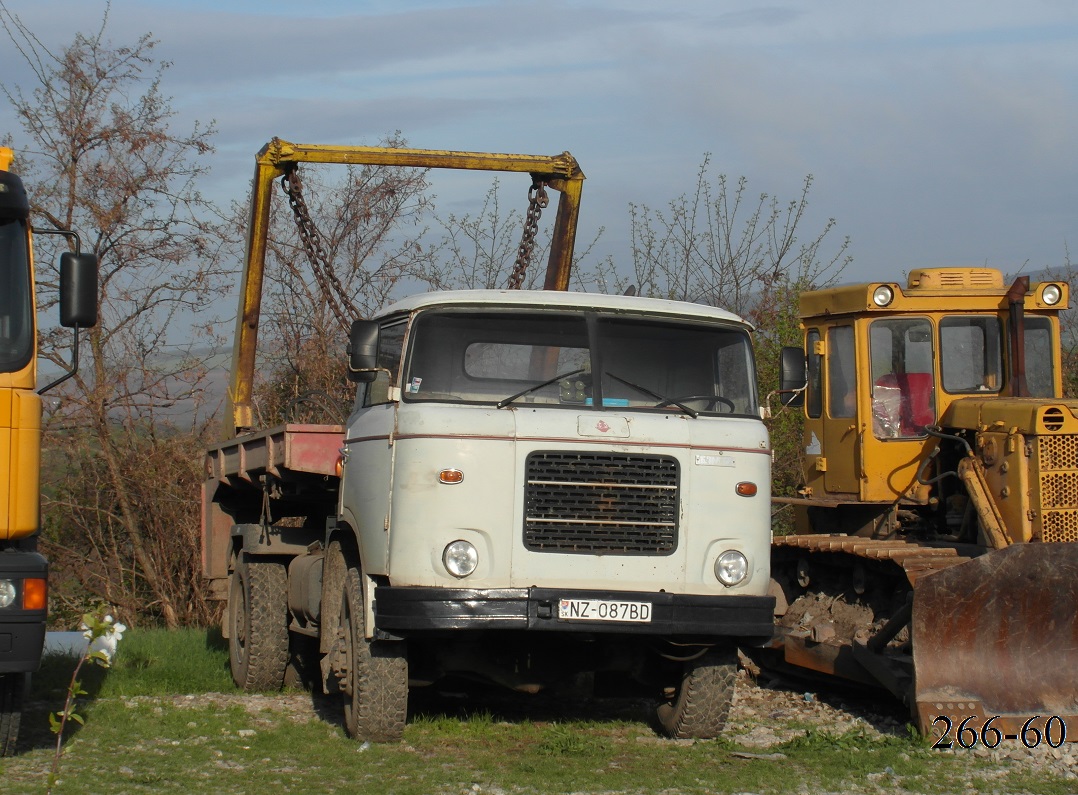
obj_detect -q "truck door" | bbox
[340,318,407,572]
[822,324,861,495]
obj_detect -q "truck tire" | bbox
[339,567,407,741]
[228,552,289,691]
[0,673,27,756]
[319,540,347,657]
[656,648,737,739]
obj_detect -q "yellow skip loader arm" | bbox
[227,138,585,435]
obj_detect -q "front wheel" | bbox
[337,567,408,741]
[0,672,28,756]
[656,648,737,739]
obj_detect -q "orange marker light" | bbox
[23,578,47,610]
[438,469,464,485]
[735,482,758,497]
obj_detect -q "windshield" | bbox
[0,219,33,372]
[402,308,758,416]
[869,317,935,439]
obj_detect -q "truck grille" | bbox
[523,451,679,554]
[1035,435,1078,543]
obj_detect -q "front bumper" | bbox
[375,586,774,642]
[0,552,48,673]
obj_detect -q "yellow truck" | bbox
[0,147,98,755]
[773,267,1078,741]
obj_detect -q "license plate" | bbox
[558,598,652,623]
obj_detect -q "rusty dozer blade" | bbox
[912,543,1078,741]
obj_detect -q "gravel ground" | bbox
[126,668,1077,787]
[727,671,1078,784]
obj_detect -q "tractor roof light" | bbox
[872,285,895,307]
[1041,283,1063,306]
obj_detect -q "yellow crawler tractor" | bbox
[773,267,1078,740]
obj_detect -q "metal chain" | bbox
[506,180,549,290]
[281,168,356,330]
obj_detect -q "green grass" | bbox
[0,628,1073,794]
[32,627,234,703]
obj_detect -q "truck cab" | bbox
[343,289,770,607]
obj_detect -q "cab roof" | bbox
[373,289,751,329]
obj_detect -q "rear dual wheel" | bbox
[228,551,289,691]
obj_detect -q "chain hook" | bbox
[507,179,549,290]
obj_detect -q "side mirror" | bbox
[779,346,806,408]
[347,319,379,383]
[59,252,98,328]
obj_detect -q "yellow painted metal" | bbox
[0,151,40,542]
[799,268,1068,506]
[228,139,585,434]
[801,267,1069,326]
[956,456,1012,549]
[0,389,41,541]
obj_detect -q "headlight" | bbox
[714,550,748,587]
[872,285,894,307]
[443,540,478,578]
[0,580,15,609]
[1041,283,1063,306]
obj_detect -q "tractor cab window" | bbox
[827,326,856,418]
[869,318,935,439]
[806,329,822,418]
[1024,316,1055,398]
[940,316,1002,394]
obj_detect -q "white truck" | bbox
[201,142,774,742]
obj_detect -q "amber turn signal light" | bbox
[23,578,47,610]
[438,469,464,484]
[735,482,758,497]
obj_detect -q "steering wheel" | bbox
[655,395,736,412]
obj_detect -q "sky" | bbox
[3,0,1078,289]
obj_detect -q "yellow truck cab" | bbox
[0,147,97,755]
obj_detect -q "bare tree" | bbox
[251,133,436,425]
[590,156,849,311]
[1,2,228,627]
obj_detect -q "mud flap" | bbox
[912,543,1078,741]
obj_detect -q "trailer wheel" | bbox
[228,552,289,690]
[656,648,737,739]
[338,567,407,741]
[0,673,28,756]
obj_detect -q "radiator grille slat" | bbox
[523,452,679,554]
[1035,434,1078,543]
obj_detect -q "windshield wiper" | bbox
[604,372,698,418]
[496,368,587,409]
